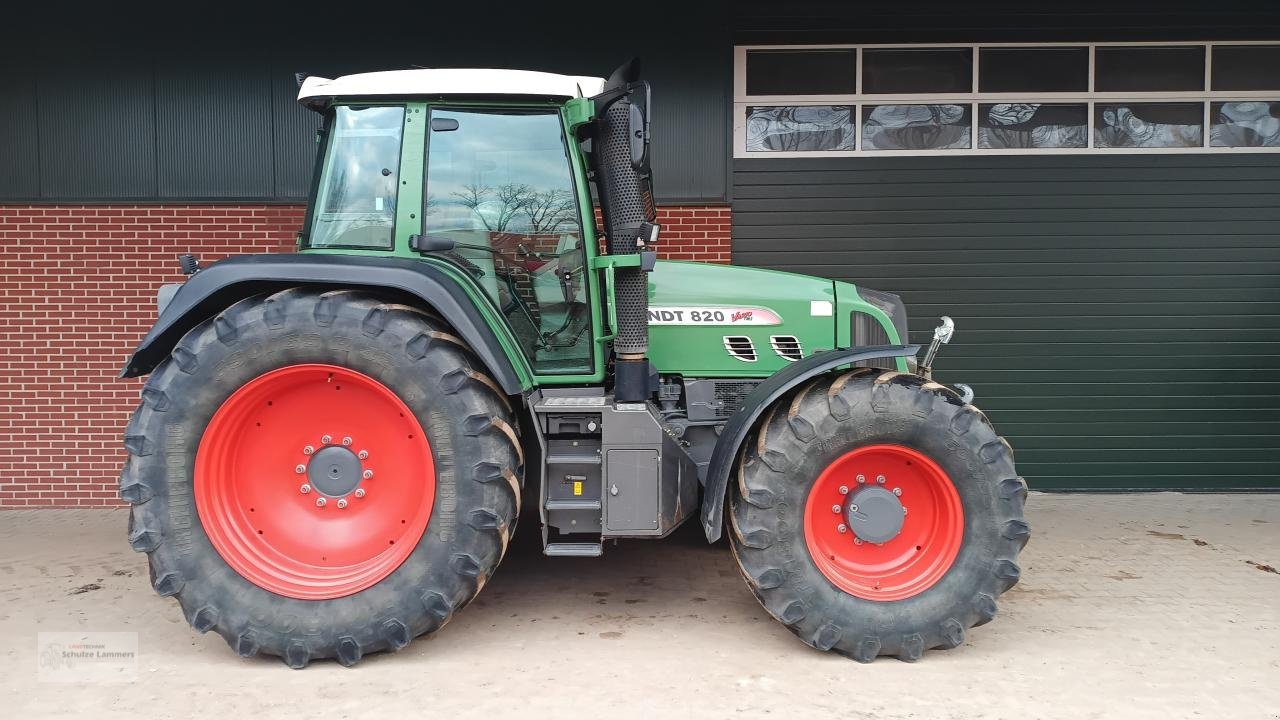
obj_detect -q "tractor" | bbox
[118,61,1029,668]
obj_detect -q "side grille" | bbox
[769,335,803,362]
[723,335,757,362]
[684,378,763,421]
[712,381,756,418]
[851,311,897,369]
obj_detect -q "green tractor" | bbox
[118,61,1028,667]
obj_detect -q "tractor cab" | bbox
[298,70,604,376]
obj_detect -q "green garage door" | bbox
[733,154,1280,490]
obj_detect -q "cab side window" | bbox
[308,106,405,249]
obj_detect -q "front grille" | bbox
[769,335,803,362]
[723,335,757,362]
[852,311,897,369]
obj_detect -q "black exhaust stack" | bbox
[589,60,658,402]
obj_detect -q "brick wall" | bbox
[0,203,731,507]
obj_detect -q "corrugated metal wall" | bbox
[0,4,729,203]
[734,154,1280,490]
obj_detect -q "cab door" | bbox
[422,107,597,377]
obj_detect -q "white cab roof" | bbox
[298,69,607,108]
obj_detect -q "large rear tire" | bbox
[728,369,1029,662]
[119,288,522,667]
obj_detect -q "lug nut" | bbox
[315,497,327,508]
[850,504,858,512]
[854,538,864,545]
[337,498,348,509]
[363,469,374,480]
[903,507,908,516]
[294,464,306,474]
[342,436,352,446]
[299,484,311,494]
[354,488,366,498]
[837,524,848,534]
[838,485,849,495]
[303,445,315,456]
[321,434,332,445]
[357,450,369,460]
[893,487,902,496]
[876,475,886,484]
[831,504,842,514]
[856,474,866,484]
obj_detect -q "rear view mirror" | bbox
[431,118,459,132]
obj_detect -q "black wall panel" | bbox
[36,50,157,198]
[0,52,40,198]
[0,2,730,203]
[155,54,275,198]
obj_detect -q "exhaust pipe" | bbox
[591,61,657,402]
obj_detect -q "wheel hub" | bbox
[308,445,363,497]
[846,486,905,544]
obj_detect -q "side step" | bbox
[545,499,601,511]
[544,541,603,558]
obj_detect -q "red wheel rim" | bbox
[803,444,963,601]
[195,364,434,600]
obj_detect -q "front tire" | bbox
[119,288,522,667]
[728,369,1029,662]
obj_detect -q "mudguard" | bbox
[120,253,526,395]
[700,345,921,543]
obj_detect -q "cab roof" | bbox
[297,68,607,110]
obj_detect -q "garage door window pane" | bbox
[746,50,857,96]
[1211,45,1280,91]
[979,104,1087,149]
[1211,101,1280,147]
[863,48,972,94]
[1095,46,1205,92]
[979,47,1089,92]
[1094,103,1204,148]
[745,106,856,151]
[862,104,971,151]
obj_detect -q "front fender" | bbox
[120,253,528,395]
[700,344,920,542]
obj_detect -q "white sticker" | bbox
[647,306,782,326]
[375,196,384,212]
[810,300,834,317]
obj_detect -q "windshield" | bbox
[307,105,405,249]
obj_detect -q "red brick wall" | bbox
[0,203,731,508]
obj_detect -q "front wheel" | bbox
[728,369,1029,662]
[119,288,522,667]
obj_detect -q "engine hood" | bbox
[645,261,840,377]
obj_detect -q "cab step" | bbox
[544,541,603,557]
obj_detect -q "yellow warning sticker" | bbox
[573,480,583,496]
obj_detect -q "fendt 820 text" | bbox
[118,61,1029,667]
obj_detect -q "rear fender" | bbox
[700,345,921,543]
[120,253,528,395]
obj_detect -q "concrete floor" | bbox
[0,494,1276,720]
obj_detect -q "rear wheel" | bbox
[119,288,522,667]
[728,369,1029,661]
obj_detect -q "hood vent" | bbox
[723,336,757,362]
[770,335,803,362]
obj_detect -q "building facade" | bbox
[1,2,1278,505]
